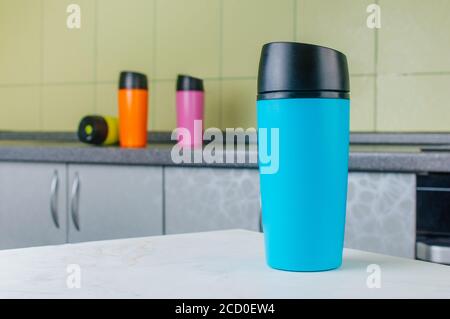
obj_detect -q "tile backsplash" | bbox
[0,0,450,132]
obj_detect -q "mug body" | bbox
[257,97,349,271]
[118,71,148,148]
[118,88,148,148]
[176,90,204,147]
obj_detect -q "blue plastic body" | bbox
[257,98,350,271]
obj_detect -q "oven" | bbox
[416,173,450,265]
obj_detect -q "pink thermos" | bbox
[176,75,204,147]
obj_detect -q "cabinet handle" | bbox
[50,170,59,228]
[259,197,263,233]
[71,173,81,231]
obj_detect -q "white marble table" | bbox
[0,230,449,298]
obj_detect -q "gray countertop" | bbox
[3,131,450,145]
[1,139,450,173]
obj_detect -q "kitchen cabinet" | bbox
[164,167,261,234]
[67,164,163,243]
[0,162,67,249]
[165,167,416,259]
[0,160,416,259]
[345,173,416,258]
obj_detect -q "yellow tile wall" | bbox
[222,0,294,78]
[155,0,221,80]
[0,0,41,85]
[43,0,96,83]
[42,85,94,131]
[0,86,41,131]
[96,0,154,82]
[1,0,450,132]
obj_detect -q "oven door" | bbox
[416,174,450,265]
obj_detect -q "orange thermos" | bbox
[118,71,148,148]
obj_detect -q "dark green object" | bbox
[78,115,115,145]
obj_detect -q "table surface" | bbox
[1,230,449,299]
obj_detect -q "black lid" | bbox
[119,71,148,90]
[257,42,350,100]
[177,75,204,91]
[77,115,108,145]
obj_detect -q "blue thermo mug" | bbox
[257,42,350,271]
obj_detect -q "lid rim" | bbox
[257,91,350,101]
[261,41,347,57]
[258,88,350,93]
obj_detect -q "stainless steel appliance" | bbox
[416,173,450,265]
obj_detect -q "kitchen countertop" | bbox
[1,230,449,299]
[3,131,450,145]
[1,138,450,172]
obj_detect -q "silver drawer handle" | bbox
[71,173,81,231]
[259,197,263,233]
[50,170,59,228]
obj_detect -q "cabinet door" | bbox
[0,162,67,249]
[345,173,416,258]
[165,167,261,234]
[67,164,163,243]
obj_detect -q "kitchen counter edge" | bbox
[0,144,449,173]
